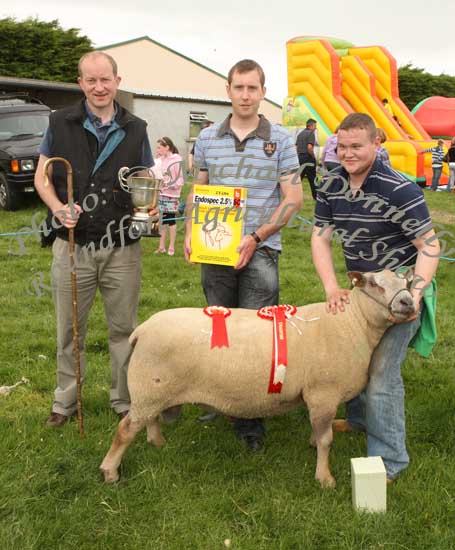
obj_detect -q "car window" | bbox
[0,112,49,140]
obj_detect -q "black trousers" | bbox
[298,154,317,199]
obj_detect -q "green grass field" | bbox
[0,187,454,549]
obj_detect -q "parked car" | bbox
[0,94,50,210]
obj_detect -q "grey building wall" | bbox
[133,96,232,169]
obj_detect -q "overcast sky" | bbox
[3,0,455,104]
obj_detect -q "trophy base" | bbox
[130,219,160,238]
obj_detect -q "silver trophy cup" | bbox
[118,166,162,237]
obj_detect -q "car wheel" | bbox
[0,172,22,210]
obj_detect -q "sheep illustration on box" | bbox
[100,269,416,488]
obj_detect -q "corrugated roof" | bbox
[0,75,80,92]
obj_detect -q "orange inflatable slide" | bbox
[283,36,448,186]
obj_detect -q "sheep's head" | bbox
[348,269,416,322]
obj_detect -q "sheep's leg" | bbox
[146,416,166,447]
[100,416,145,483]
[307,401,337,489]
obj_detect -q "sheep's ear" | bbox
[348,271,365,287]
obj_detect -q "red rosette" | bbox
[203,306,231,348]
[257,304,297,320]
[257,305,297,393]
[233,188,241,208]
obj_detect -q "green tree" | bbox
[398,64,455,109]
[0,17,93,82]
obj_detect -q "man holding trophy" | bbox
[35,51,154,427]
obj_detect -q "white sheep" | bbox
[100,269,416,488]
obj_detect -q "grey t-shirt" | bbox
[296,127,315,157]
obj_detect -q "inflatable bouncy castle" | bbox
[412,96,455,139]
[283,36,449,186]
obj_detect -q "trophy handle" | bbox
[118,166,151,192]
[118,166,131,191]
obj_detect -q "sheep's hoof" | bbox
[147,435,166,447]
[100,467,120,484]
[318,475,336,489]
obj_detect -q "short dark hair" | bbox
[227,59,265,87]
[339,113,377,141]
[306,118,317,127]
[157,136,179,154]
[78,51,118,77]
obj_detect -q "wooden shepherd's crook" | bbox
[43,157,84,436]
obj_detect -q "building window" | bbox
[189,112,208,139]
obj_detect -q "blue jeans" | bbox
[447,163,455,192]
[431,166,442,190]
[201,247,279,308]
[201,247,279,439]
[346,310,422,479]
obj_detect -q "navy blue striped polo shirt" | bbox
[314,159,433,272]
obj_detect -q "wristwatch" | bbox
[250,231,262,244]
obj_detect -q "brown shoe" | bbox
[45,412,70,428]
[332,419,354,433]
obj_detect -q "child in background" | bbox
[376,128,391,167]
[421,139,446,191]
[154,137,184,256]
[382,98,394,116]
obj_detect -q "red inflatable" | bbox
[412,96,455,139]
